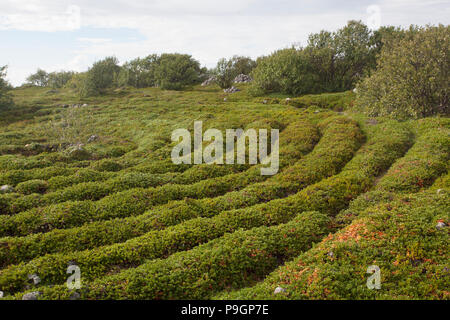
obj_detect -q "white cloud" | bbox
[1,0,449,85]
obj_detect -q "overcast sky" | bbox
[1,0,449,86]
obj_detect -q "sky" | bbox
[0,0,449,86]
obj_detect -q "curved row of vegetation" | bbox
[0,117,411,295]
[216,123,449,300]
[0,116,359,266]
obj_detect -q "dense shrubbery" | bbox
[32,211,331,300]
[0,115,411,295]
[356,25,449,119]
[0,66,13,111]
[1,118,363,265]
[154,53,203,90]
[250,21,379,96]
[214,56,256,89]
[117,54,159,88]
[219,190,448,300]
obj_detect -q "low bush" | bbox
[0,119,409,292]
[15,180,48,195]
[30,212,331,300]
[218,190,449,299]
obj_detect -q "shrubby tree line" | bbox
[0,66,13,111]
[20,21,449,119]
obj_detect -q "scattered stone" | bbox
[60,104,70,108]
[87,135,99,143]
[436,189,444,195]
[0,185,14,194]
[262,99,268,104]
[274,286,286,294]
[0,291,3,298]
[285,98,291,102]
[81,104,89,107]
[223,97,228,102]
[46,89,59,94]
[201,76,217,86]
[22,291,40,300]
[353,88,358,93]
[233,74,252,83]
[223,86,240,93]
[314,110,320,114]
[143,94,150,97]
[367,119,378,125]
[327,251,334,258]
[67,144,90,161]
[28,274,41,285]
[436,221,446,230]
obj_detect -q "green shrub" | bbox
[376,129,449,192]
[25,69,48,87]
[154,54,201,90]
[250,21,378,96]
[15,180,48,195]
[30,212,331,300]
[219,190,449,300]
[214,56,257,89]
[356,25,450,119]
[0,66,13,111]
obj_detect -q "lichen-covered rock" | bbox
[274,287,286,294]
[201,76,216,86]
[0,185,14,194]
[22,291,40,300]
[223,86,240,93]
[234,74,252,83]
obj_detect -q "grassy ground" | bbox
[0,84,448,300]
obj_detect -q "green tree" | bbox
[26,69,49,87]
[47,71,76,88]
[356,25,449,119]
[214,56,257,89]
[154,53,201,90]
[214,58,235,89]
[0,66,13,110]
[118,54,160,88]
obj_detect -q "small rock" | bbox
[223,86,240,94]
[436,221,446,230]
[314,110,320,114]
[262,99,268,104]
[22,291,40,300]
[223,97,228,102]
[285,98,291,102]
[87,135,99,143]
[81,104,88,107]
[28,274,41,285]
[0,291,3,298]
[0,185,14,194]
[327,251,334,258]
[274,286,286,294]
[353,88,358,93]
[201,76,217,86]
[233,74,252,83]
[436,189,443,195]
